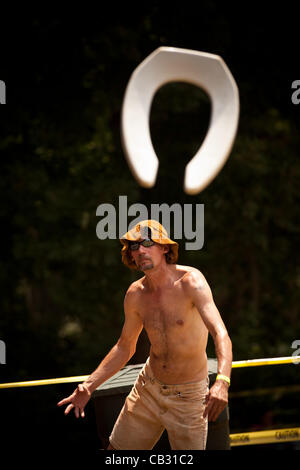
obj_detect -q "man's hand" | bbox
[57,383,91,418]
[203,381,229,422]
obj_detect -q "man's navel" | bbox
[176,319,184,326]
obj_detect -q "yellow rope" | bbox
[0,375,89,389]
[232,356,300,368]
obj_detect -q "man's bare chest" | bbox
[138,287,193,332]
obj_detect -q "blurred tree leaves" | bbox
[0,7,299,386]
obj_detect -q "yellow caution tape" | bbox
[0,375,89,389]
[232,356,300,368]
[230,427,300,446]
[0,356,299,389]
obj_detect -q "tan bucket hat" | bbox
[120,219,179,270]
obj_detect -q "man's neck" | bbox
[143,263,174,291]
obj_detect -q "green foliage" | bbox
[0,9,299,388]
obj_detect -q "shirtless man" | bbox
[58,220,232,450]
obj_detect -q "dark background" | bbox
[0,3,299,453]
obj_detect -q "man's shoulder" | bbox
[177,265,209,291]
[176,264,204,280]
[124,277,145,302]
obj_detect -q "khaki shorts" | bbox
[109,359,209,450]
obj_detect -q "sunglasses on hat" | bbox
[129,239,155,251]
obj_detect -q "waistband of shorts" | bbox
[141,358,209,392]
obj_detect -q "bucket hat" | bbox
[120,219,179,270]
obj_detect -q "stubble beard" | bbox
[137,258,154,271]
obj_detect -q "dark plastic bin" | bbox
[92,358,230,450]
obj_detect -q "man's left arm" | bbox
[185,270,232,421]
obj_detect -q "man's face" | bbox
[129,239,168,271]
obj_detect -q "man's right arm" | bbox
[57,285,143,417]
[83,288,143,393]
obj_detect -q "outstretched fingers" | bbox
[64,403,75,415]
[57,392,76,415]
[74,406,85,419]
[57,396,72,407]
[57,384,90,418]
[57,400,83,418]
